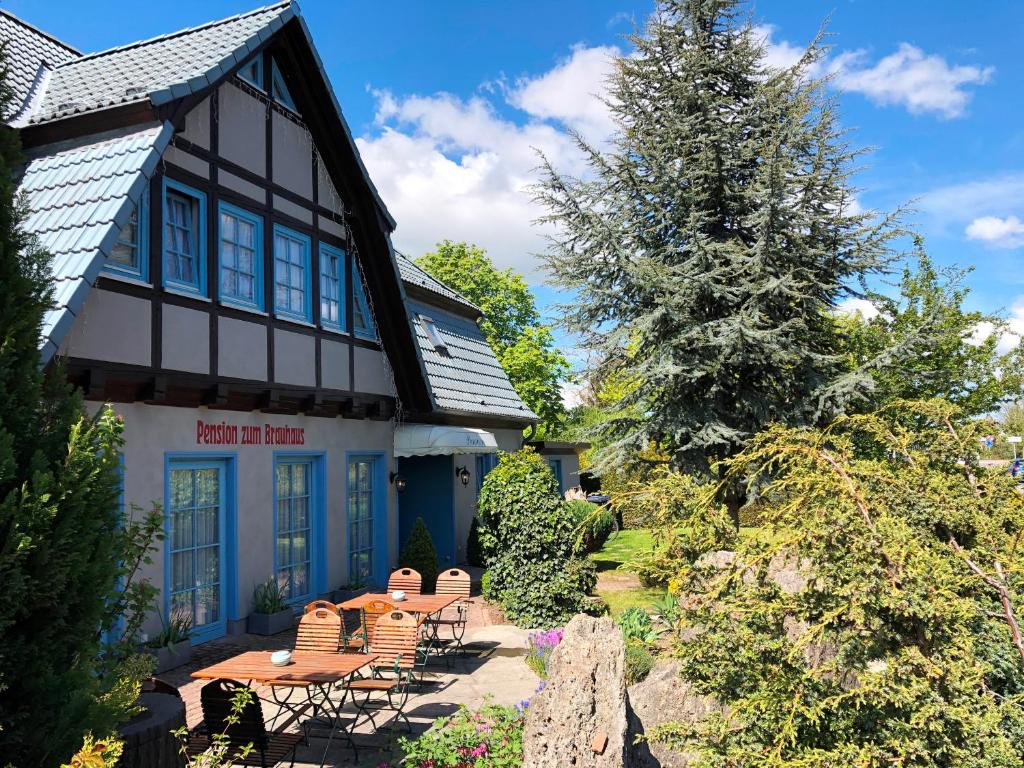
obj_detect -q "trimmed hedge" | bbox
[478,449,596,628]
[398,516,438,592]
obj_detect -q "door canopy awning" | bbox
[394,425,498,457]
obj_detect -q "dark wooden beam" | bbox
[139,375,167,403]
[202,382,230,406]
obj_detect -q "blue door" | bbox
[398,455,455,567]
[167,460,228,643]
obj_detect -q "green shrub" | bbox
[396,701,524,767]
[565,499,615,553]
[617,606,662,645]
[625,641,655,685]
[399,517,438,592]
[477,449,596,628]
[252,576,288,614]
[466,516,486,567]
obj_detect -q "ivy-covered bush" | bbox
[394,702,525,767]
[398,516,438,592]
[565,499,615,553]
[478,449,596,627]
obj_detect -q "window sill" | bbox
[100,271,152,289]
[221,300,267,317]
[165,286,211,302]
[319,325,349,338]
[274,314,316,330]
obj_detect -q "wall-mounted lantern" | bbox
[389,471,408,494]
[455,465,471,486]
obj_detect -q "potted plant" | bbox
[247,576,293,636]
[332,573,370,604]
[145,612,193,674]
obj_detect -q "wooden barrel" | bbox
[117,692,186,768]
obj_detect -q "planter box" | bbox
[332,585,371,604]
[148,639,192,675]
[247,609,294,636]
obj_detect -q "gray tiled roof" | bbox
[395,252,479,313]
[0,11,79,120]
[25,1,293,125]
[19,122,173,362]
[407,298,537,423]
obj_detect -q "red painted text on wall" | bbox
[196,420,305,446]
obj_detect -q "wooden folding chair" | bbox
[269,607,342,726]
[359,599,394,655]
[187,679,303,767]
[346,609,419,732]
[303,599,337,614]
[428,568,472,658]
[387,567,422,595]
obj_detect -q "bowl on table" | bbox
[270,650,293,667]
[391,590,406,602]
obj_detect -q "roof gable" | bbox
[0,10,79,121]
[19,122,173,362]
[26,2,292,125]
[395,252,480,315]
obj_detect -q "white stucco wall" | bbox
[98,401,398,638]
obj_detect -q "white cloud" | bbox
[752,24,808,71]
[507,44,618,139]
[966,301,1024,355]
[358,46,618,276]
[755,26,993,119]
[830,44,993,118]
[834,297,880,320]
[560,380,588,409]
[965,215,1024,249]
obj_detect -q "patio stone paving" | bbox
[161,597,538,767]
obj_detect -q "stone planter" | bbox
[148,640,192,675]
[118,692,186,768]
[332,585,370,603]
[247,608,294,636]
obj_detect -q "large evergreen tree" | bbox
[0,55,146,766]
[535,0,912,519]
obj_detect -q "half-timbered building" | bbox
[2,2,536,642]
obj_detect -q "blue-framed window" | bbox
[548,458,564,493]
[218,202,263,311]
[106,187,149,281]
[165,457,233,644]
[273,455,326,604]
[273,225,312,322]
[346,454,385,586]
[352,262,377,340]
[475,453,498,495]
[238,56,263,89]
[162,178,207,296]
[271,58,297,112]
[319,243,345,331]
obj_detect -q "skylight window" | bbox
[418,315,449,354]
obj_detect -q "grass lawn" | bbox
[590,526,772,616]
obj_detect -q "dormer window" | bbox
[106,187,149,281]
[418,315,448,354]
[238,57,263,89]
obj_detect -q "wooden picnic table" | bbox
[192,650,378,766]
[192,650,377,685]
[336,592,457,616]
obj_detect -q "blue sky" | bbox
[12,0,1024,371]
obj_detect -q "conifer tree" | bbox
[535,0,913,521]
[0,53,145,766]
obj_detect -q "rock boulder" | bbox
[523,614,641,768]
